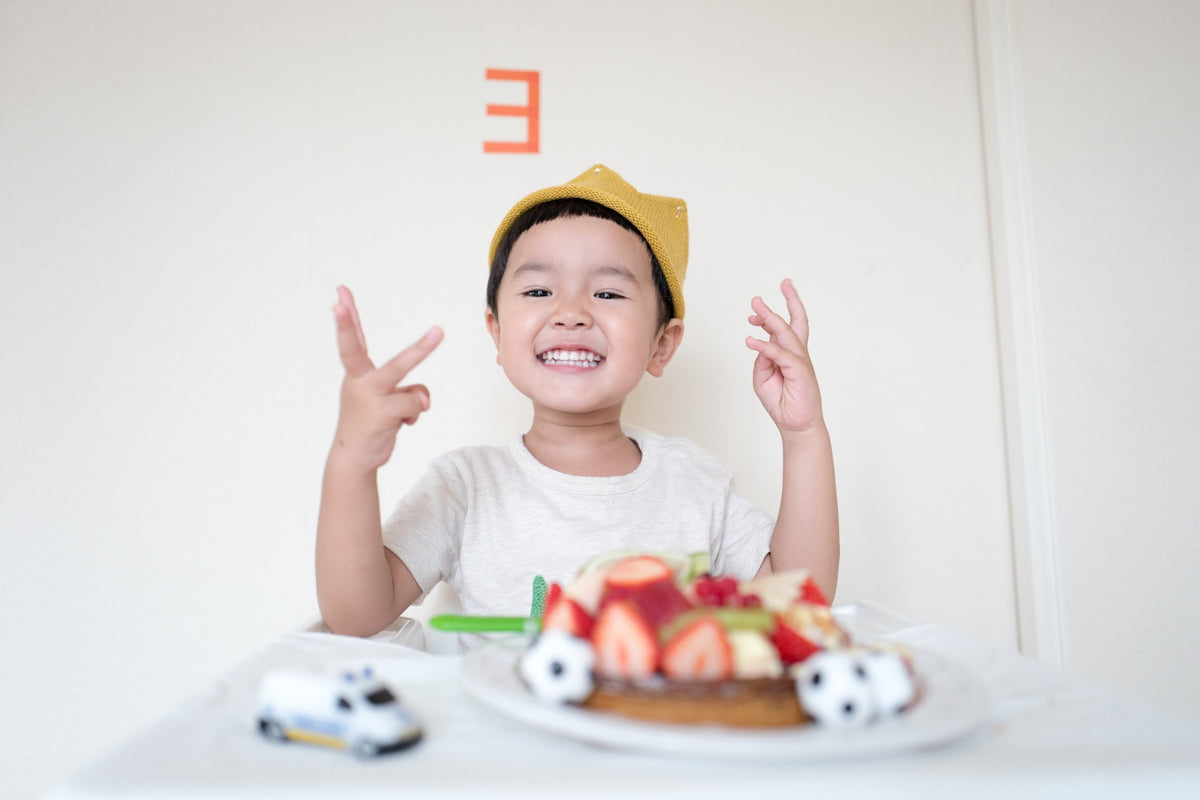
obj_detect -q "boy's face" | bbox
[486,215,683,424]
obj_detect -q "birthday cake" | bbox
[517,552,916,728]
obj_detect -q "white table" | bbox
[49,604,1200,799]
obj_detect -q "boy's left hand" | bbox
[746,279,825,437]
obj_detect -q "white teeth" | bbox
[541,349,602,367]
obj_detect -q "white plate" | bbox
[462,637,990,762]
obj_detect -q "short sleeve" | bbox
[710,481,774,579]
[380,455,467,594]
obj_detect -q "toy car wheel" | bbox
[258,717,287,742]
[351,738,380,759]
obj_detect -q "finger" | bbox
[395,384,431,413]
[780,279,811,346]
[745,335,810,376]
[337,285,368,351]
[376,326,444,387]
[385,386,432,426]
[749,296,804,353]
[747,340,780,384]
[333,300,375,377]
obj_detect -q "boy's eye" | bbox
[523,289,550,298]
[595,291,625,300]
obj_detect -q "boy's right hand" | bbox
[330,285,443,472]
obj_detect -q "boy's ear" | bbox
[485,308,502,364]
[646,318,684,377]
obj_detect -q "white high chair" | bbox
[304,581,465,655]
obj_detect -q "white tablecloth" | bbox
[49,605,1200,799]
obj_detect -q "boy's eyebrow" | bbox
[510,262,639,282]
[590,264,638,282]
[510,261,551,278]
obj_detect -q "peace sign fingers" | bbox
[745,279,824,435]
[328,286,445,471]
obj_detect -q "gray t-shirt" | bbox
[382,427,774,617]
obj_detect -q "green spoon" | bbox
[429,614,541,634]
[430,574,549,635]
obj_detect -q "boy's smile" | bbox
[486,215,683,426]
[539,348,604,368]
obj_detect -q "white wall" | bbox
[20,0,1193,795]
[1011,0,1200,713]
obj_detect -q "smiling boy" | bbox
[315,166,838,637]
[486,210,682,478]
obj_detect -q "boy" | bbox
[316,165,838,637]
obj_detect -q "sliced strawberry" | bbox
[541,594,594,638]
[630,578,693,627]
[541,581,564,619]
[770,614,821,665]
[603,555,674,591]
[602,576,693,628]
[564,568,607,615]
[591,600,660,680]
[799,577,829,607]
[661,616,733,681]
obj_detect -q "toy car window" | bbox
[365,688,396,705]
[337,696,352,710]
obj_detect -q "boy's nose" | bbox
[552,297,592,328]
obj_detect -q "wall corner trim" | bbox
[973,0,1068,667]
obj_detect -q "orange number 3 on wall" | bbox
[484,69,540,154]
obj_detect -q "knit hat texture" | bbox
[488,165,688,318]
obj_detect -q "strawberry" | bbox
[544,582,564,614]
[602,577,693,628]
[591,600,660,680]
[603,555,675,591]
[541,593,594,639]
[799,577,829,607]
[563,568,608,614]
[770,614,821,665]
[630,578,693,627]
[661,616,734,681]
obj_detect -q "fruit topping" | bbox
[563,568,607,615]
[544,581,563,611]
[770,614,822,665]
[661,616,734,681]
[601,576,693,628]
[691,573,765,609]
[603,555,676,590]
[541,589,595,639]
[579,549,697,583]
[799,576,829,606]
[728,629,785,679]
[591,600,660,680]
[738,570,827,612]
[775,604,851,650]
[657,606,773,643]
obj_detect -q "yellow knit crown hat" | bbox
[488,165,688,318]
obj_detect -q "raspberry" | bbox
[715,576,739,597]
[693,575,723,607]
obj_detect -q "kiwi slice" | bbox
[659,607,774,642]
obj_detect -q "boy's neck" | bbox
[522,417,641,477]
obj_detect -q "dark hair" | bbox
[487,198,675,328]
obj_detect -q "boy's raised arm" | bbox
[745,279,840,598]
[315,286,443,636]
